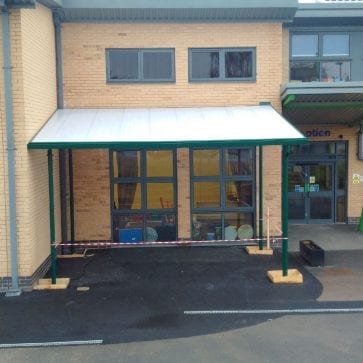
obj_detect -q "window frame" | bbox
[188,47,256,82]
[110,149,177,241]
[289,32,351,82]
[106,48,175,83]
[190,147,256,240]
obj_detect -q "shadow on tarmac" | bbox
[0,246,322,345]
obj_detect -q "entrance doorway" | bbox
[288,141,347,224]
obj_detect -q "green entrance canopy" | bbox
[28,105,306,150]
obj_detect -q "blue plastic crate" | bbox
[119,228,142,243]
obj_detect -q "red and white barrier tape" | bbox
[53,237,287,248]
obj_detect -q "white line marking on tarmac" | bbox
[184,308,363,315]
[0,339,103,349]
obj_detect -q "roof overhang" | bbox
[289,2,363,27]
[46,0,298,22]
[28,105,307,150]
[1,0,35,8]
[281,82,363,125]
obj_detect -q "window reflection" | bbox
[113,150,140,178]
[193,182,221,208]
[225,51,252,78]
[147,183,174,209]
[193,149,220,176]
[146,150,173,177]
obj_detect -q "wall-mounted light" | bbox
[359,121,363,160]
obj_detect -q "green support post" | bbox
[281,145,289,276]
[69,150,75,253]
[259,146,263,250]
[48,149,57,284]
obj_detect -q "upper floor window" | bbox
[189,48,256,82]
[106,48,175,83]
[290,33,351,82]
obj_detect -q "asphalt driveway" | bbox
[0,246,323,345]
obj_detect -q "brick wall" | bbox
[61,22,283,108]
[0,4,58,281]
[61,22,284,240]
[72,149,111,240]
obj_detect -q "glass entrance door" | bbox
[288,163,334,223]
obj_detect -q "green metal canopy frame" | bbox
[30,105,306,284]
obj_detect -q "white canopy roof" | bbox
[28,105,306,149]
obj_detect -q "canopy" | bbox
[28,105,307,149]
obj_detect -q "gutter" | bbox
[1,6,21,296]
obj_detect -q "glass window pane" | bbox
[113,214,143,241]
[146,213,176,241]
[191,51,219,79]
[113,150,140,178]
[310,196,332,219]
[146,150,173,177]
[225,51,252,78]
[323,34,349,56]
[114,183,141,209]
[193,181,220,208]
[337,159,346,190]
[291,35,318,57]
[321,61,350,82]
[192,213,222,241]
[193,149,220,176]
[147,183,174,209]
[109,50,139,80]
[310,142,335,155]
[288,198,305,220]
[224,148,253,176]
[224,212,253,239]
[290,61,320,82]
[288,165,306,192]
[336,142,346,155]
[225,181,253,208]
[143,51,173,80]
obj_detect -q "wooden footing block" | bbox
[267,269,303,284]
[33,278,70,290]
[245,246,273,255]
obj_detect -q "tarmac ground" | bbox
[1,224,363,347]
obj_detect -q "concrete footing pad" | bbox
[267,269,303,284]
[245,246,273,255]
[33,277,70,290]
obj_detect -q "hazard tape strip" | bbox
[53,237,287,248]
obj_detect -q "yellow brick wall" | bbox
[299,125,363,220]
[73,149,111,240]
[62,22,283,108]
[61,22,284,240]
[0,4,58,279]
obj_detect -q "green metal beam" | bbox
[47,149,57,285]
[259,146,263,250]
[68,150,75,254]
[281,146,289,276]
[28,138,307,150]
[283,94,296,108]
